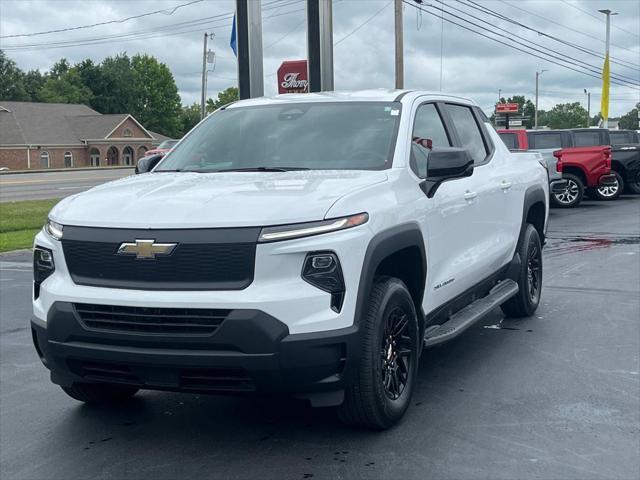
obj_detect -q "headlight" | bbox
[258,213,368,243]
[44,219,63,240]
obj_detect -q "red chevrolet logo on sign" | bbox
[277,60,309,94]
[496,103,519,114]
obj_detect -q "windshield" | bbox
[158,140,178,149]
[156,102,401,172]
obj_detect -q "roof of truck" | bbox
[225,89,478,108]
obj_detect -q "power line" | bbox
[403,1,639,91]
[494,0,640,64]
[558,0,640,40]
[334,0,392,46]
[437,0,639,86]
[426,0,639,88]
[0,0,204,39]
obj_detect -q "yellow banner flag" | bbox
[600,54,610,123]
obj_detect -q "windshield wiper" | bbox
[216,166,310,173]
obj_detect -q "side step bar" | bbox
[424,279,519,347]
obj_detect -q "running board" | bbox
[423,279,519,347]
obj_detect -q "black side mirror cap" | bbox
[135,154,163,174]
[420,147,474,198]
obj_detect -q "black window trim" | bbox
[439,102,494,166]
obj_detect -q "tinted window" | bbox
[445,104,487,164]
[610,131,632,145]
[530,132,562,149]
[499,133,518,150]
[573,131,602,147]
[157,102,401,172]
[410,103,450,177]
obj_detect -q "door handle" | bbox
[501,180,512,190]
[463,190,478,201]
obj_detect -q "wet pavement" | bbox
[1,196,639,480]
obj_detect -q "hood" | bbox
[50,170,388,228]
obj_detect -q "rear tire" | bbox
[338,277,419,429]
[551,173,583,208]
[502,224,542,318]
[625,173,640,194]
[61,383,139,404]
[593,171,623,201]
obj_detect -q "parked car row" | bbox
[497,128,640,208]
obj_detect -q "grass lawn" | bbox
[0,199,60,252]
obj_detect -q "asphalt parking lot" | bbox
[1,196,638,480]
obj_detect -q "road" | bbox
[0,169,134,202]
[1,197,639,480]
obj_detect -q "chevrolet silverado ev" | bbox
[32,90,548,429]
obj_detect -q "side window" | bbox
[529,133,562,149]
[573,131,601,147]
[410,103,450,177]
[499,133,518,150]
[610,131,630,145]
[444,104,487,164]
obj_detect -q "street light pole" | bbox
[584,88,591,127]
[200,32,209,119]
[534,69,547,129]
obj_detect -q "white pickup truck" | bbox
[32,90,548,429]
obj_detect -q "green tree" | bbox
[495,95,537,128]
[49,58,70,80]
[544,102,589,129]
[130,54,182,137]
[23,69,45,101]
[179,103,202,136]
[38,69,93,104]
[619,105,640,130]
[0,50,29,100]
[206,87,239,112]
[90,54,136,114]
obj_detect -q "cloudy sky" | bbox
[1,0,639,117]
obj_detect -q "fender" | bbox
[518,184,547,251]
[353,223,427,328]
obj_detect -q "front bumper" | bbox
[598,173,617,187]
[32,302,359,397]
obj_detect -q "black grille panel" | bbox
[61,226,259,290]
[75,303,230,335]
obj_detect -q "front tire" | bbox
[551,173,583,208]
[501,224,542,318]
[61,383,139,404]
[338,277,419,429]
[593,171,623,201]
[625,172,640,194]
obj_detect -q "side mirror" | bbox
[420,147,474,198]
[135,154,163,174]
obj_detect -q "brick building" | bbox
[0,101,171,170]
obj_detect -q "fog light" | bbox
[302,252,345,312]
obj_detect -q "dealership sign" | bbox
[495,103,519,114]
[277,60,309,94]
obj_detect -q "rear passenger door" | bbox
[442,103,515,283]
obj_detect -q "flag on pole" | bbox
[600,54,610,123]
[230,14,237,57]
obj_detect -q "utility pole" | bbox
[201,32,209,119]
[598,9,617,129]
[394,0,403,89]
[534,69,547,129]
[307,0,334,92]
[498,89,501,103]
[584,88,591,127]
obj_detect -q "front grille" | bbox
[61,226,260,290]
[75,303,230,335]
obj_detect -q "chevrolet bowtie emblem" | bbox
[117,239,177,260]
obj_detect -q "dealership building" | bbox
[0,101,169,170]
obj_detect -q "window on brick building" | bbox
[64,151,73,168]
[40,151,50,169]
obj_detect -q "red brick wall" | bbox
[0,147,89,170]
[108,117,151,139]
[0,149,28,170]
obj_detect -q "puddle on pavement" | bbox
[544,234,640,256]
